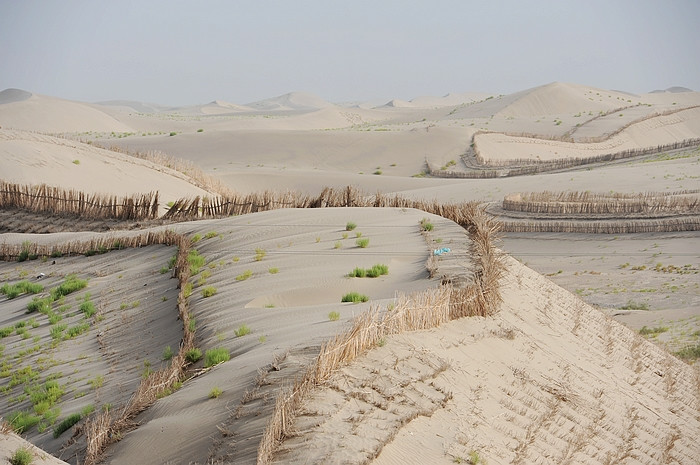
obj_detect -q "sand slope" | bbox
[0,128,213,208]
[276,255,700,464]
[0,91,132,133]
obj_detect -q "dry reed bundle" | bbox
[257,203,504,464]
[0,181,158,221]
[503,190,700,215]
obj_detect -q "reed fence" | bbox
[500,217,700,234]
[0,181,158,221]
[503,190,700,215]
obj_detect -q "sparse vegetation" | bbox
[674,344,700,361]
[349,264,388,278]
[162,345,174,361]
[254,248,266,261]
[355,238,370,248]
[185,348,202,364]
[420,218,434,231]
[268,267,279,274]
[638,326,668,336]
[341,292,369,303]
[621,299,649,310]
[9,447,33,465]
[204,348,230,367]
[201,286,217,298]
[328,311,340,321]
[236,270,253,281]
[235,324,251,337]
[53,413,81,438]
[345,222,357,231]
[209,387,222,399]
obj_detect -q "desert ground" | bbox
[0,82,698,464]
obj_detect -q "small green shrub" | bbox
[420,218,434,231]
[356,238,370,248]
[236,270,253,281]
[254,248,266,261]
[621,300,649,310]
[80,300,96,318]
[183,282,193,298]
[328,311,340,321]
[185,348,202,363]
[169,131,177,136]
[53,413,81,438]
[1,281,44,299]
[674,344,700,361]
[9,447,33,465]
[65,322,90,339]
[204,348,230,367]
[334,241,342,249]
[197,128,204,133]
[638,326,668,336]
[209,387,222,398]
[366,264,389,278]
[201,286,217,298]
[204,231,219,239]
[26,297,52,314]
[345,222,357,231]
[188,249,206,274]
[162,346,174,360]
[50,275,87,300]
[235,324,251,337]
[268,267,279,274]
[9,411,40,433]
[342,292,369,303]
[350,267,366,278]
[50,324,66,340]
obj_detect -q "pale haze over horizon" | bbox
[1,0,699,106]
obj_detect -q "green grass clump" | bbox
[80,300,96,318]
[366,264,388,278]
[328,311,340,321]
[188,249,206,275]
[65,322,90,339]
[201,286,217,298]
[674,344,700,361]
[26,297,52,314]
[356,238,370,248]
[50,275,87,300]
[234,324,251,337]
[204,348,230,367]
[420,218,434,231]
[341,292,369,303]
[204,231,219,239]
[1,281,44,299]
[345,222,357,231]
[236,270,253,281]
[162,346,174,361]
[183,282,193,298]
[350,267,366,278]
[621,300,649,310]
[185,348,202,363]
[254,248,266,261]
[53,413,81,438]
[50,324,67,340]
[638,326,668,336]
[268,267,279,274]
[209,386,222,399]
[10,447,33,465]
[9,411,40,434]
[1,326,14,338]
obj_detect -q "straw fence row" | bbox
[503,190,700,215]
[0,181,158,221]
[257,204,505,464]
[500,217,700,234]
[472,138,700,172]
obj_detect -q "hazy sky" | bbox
[1,0,698,105]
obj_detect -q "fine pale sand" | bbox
[275,256,700,464]
[1,82,699,464]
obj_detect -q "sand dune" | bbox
[245,92,335,112]
[0,129,213,208]
[0,92,132,133]
[276,256,700,464]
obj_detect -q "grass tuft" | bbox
[355,238,370,248]
[201,286,217,298]
[204,347,230,367]
[341,292,369,303]
[328,311,340,321]
[185,348,202,364]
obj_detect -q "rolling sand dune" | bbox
[0,129,213,209]
[0,91,132,133]
[276,256,700,464]
[1,81,699,464]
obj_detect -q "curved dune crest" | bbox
[0,92,132,133]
